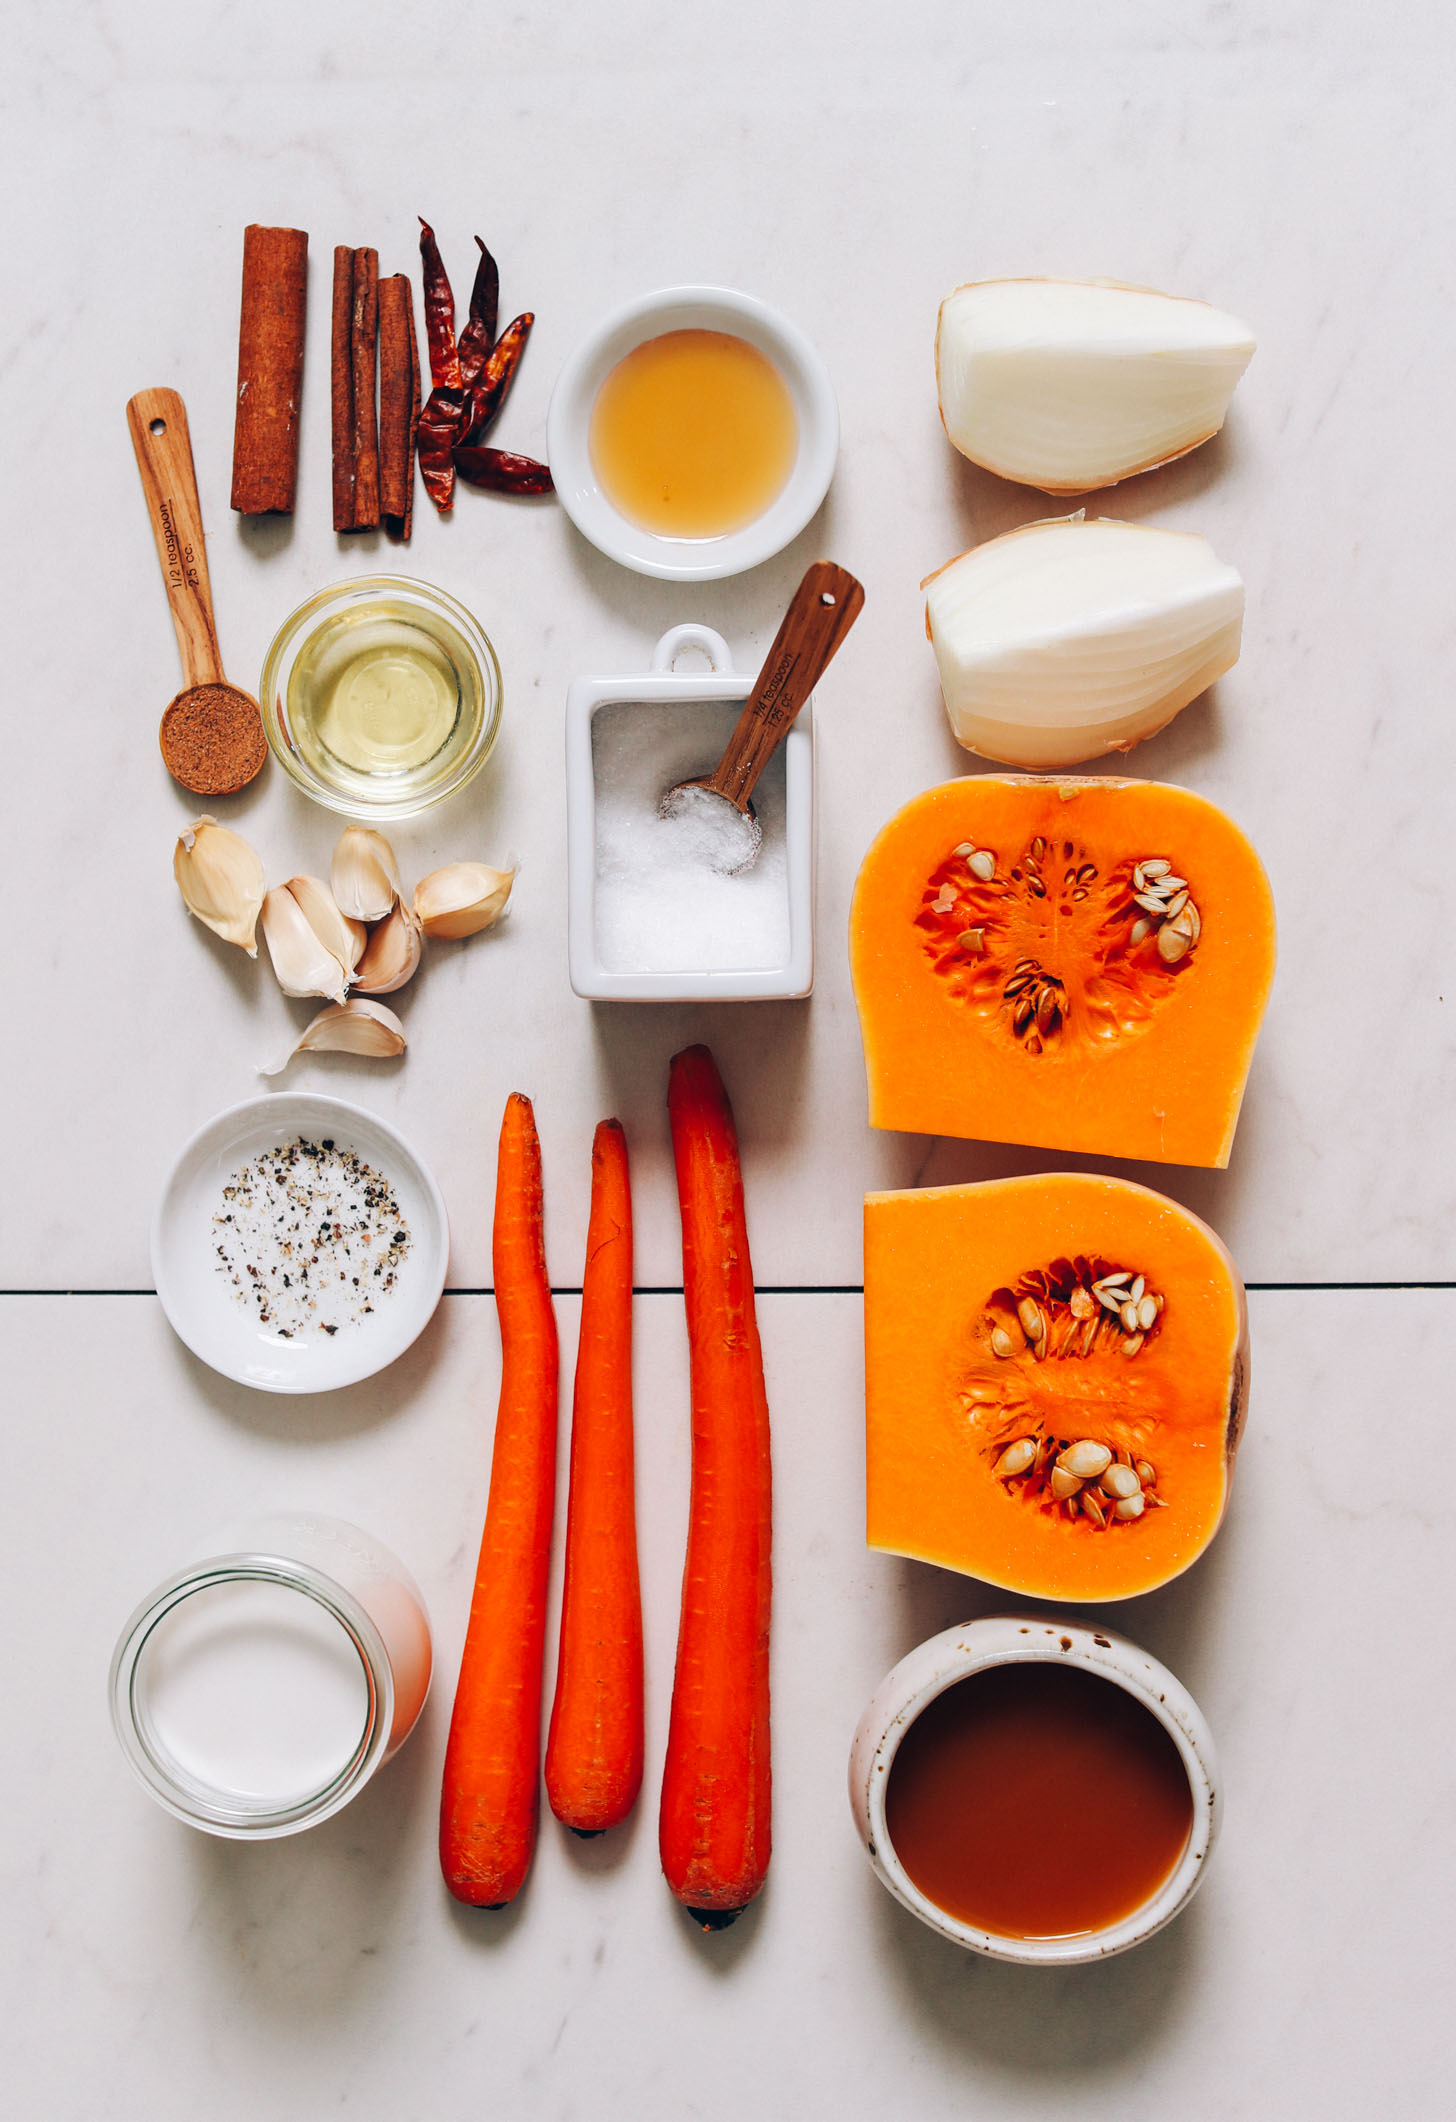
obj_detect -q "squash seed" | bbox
[1080,1487,1108,1527]
[994,1437,1038,1478]
[1049,1465,1084,1500]
[1059,1440,1113,1479]
[1157,926,1191,964]
[1135,1460,1157,1488]
[1017,1297,1046,1342]
[955,842,975,857]
[1130,917,1151,944]
[990,1326,1018,1359]
[969,849,996,882]
[1114,1492,1146,1521]
[1121,1332,1145,1357]
[958,928,985,953]
[1101,1464,1142,1501]
[1136,1295,1157,1331]
[1068,1286,1094,1320]
[1140,858,1171,878]
[1120,1299,1141,1333]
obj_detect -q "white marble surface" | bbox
[4,1288,1451,2120]
[3,1,1456,1285]
[4,5,1455,2116]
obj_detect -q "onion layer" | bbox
[925,515,1244,769]
[936,278,1255,494]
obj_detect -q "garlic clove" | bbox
[285,874,363,974]
[173,816,266,955]
[330,826,402,923]
[936,277,1256,493]
[413,859,516,940]
[259,998,407,1076]
[261,885,351,1003]
[354,901,424,994]
[925,514,1243,769]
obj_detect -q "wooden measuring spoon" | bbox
[127,388,268,795]
[661,559,864,872]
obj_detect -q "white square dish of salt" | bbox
[565,624,813,1000]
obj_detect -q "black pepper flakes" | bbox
[211,1136,412,1339]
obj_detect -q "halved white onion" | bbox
[936,278,1255,493]
[925,515,1244,769]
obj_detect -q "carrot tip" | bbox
[686,1904,745,1932]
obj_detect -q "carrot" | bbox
[545,1119,644,1834]
[439,1091,559,1906]
[659,1045,772,1926]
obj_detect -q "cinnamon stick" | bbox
[350,248,380,528]
[331,244,380,532]
[230,225,308,514]
[378,273,420,540]
[331,246,356,530]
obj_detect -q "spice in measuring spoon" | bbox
[660,560,865,874]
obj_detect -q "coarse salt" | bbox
[592,700,792,973]
[212,1137,411,1339]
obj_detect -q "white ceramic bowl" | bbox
[546,285,839,580]
[849,1614,1220,1965]
[565,623,814,1000]
[152,1094,449,1394]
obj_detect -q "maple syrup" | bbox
[884,1660,1193,1938]
[589,328,798,538]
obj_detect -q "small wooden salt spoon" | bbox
[661,559,864,873]
[127,387,268,795]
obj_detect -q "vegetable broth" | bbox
[589,329,798,538]
[885,1660,1193,1938]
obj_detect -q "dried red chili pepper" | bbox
[417,218,462,392]
[462,313,535,445]
[416,221,550,511]
[457,238,500,388]
[418,385,467,512]
[452,445,555,496]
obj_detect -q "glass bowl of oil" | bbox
[259,577,502,819]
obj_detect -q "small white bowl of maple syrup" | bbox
[849,1615,1221,1965]
[546,285,839,580]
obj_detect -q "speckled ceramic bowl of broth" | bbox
[849,1615,1220,1964]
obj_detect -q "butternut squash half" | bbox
[865,1174,1248,1601]
[849,776,1275,1167]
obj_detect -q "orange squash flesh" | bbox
[849,775,1275,1167]
[865,1174,1248,1602]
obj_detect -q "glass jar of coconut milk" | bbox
[109,1511,432,1838]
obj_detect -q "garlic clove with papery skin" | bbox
[173,816,266,954]
[936,278,1256,494]
[354,901,424,994]
[261,884,352,1003]
[924,514,1244,769]
[330,826,402,924]
[413,860,516,940]
[258,998,407,1076]
[285,874,364,975]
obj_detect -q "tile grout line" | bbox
[6,1283,1456,1298]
